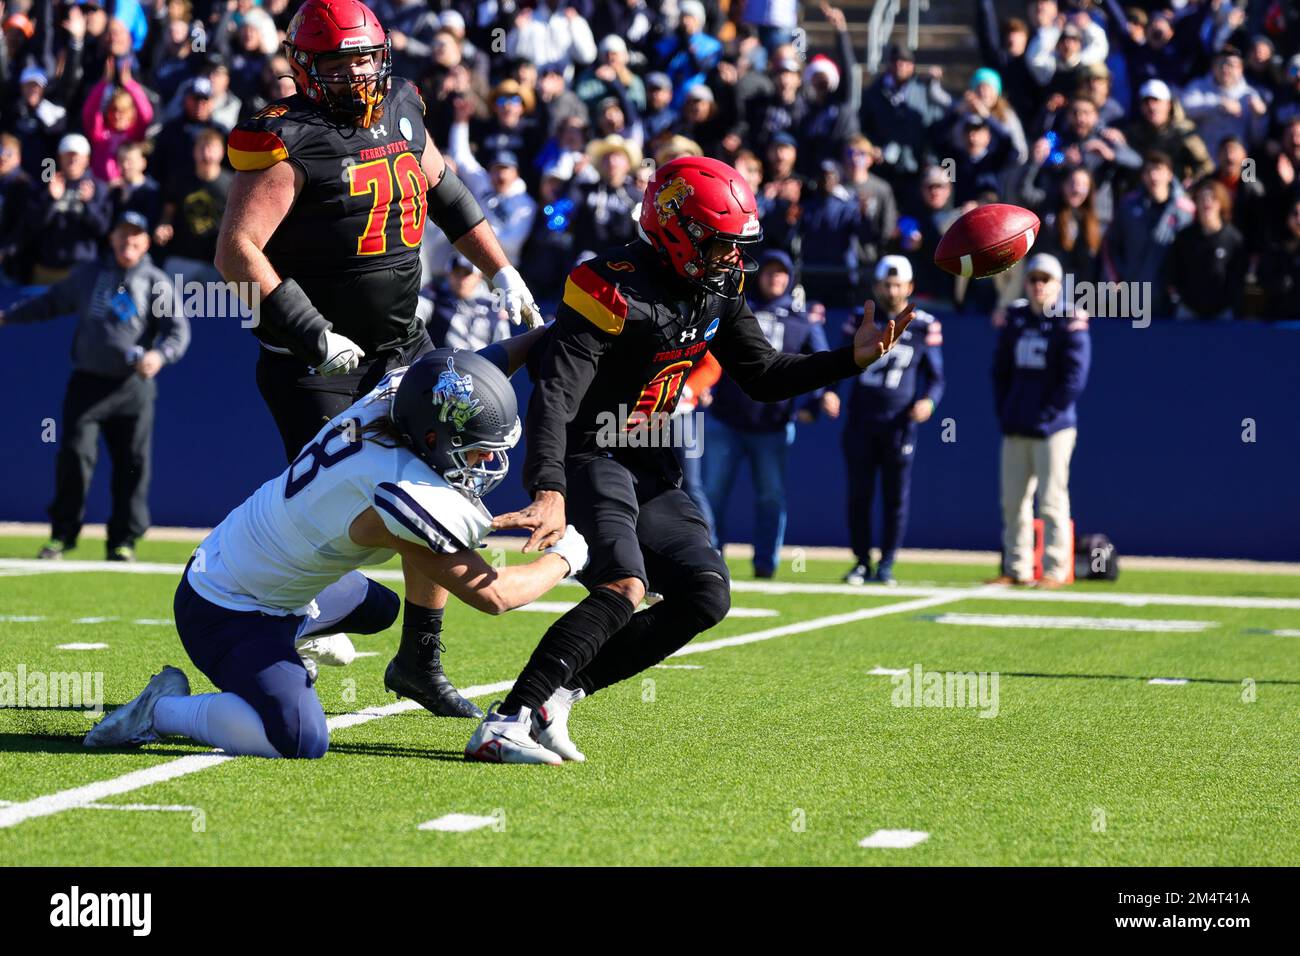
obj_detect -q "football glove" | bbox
[544,524,589,575]
[492,265,543,328]
[316,330,366,377]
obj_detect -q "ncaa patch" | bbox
[704,317,720,341]
[399,116,413,140]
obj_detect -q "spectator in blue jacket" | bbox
[841,255,944,585]
[991,253,1091,588]
[704,250,839,578]
[655,1,722,110]
[799,160,881,307]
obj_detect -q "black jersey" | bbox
[523,241,862,496]
[227,80,430,351]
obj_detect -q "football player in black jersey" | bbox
[464,156,916,764]
[215,0,542,721]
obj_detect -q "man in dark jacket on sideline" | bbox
[0,211,190,561]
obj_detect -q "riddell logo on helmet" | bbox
[339,36,369,48]
[653,178,695,224]
[741,216,760,236]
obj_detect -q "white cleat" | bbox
[84,665,190,748]
[295,632,357,668]
[465,702,563,765]
[532,686,586,762]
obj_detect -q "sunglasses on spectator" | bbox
[1026,273,1054,283]
[496,95,523,107]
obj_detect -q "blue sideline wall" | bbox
[2,287,1297,560]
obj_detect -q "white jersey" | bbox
[188,368,492,614]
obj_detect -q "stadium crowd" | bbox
[1,0,1298,319]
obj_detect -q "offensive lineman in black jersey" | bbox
[464,156,916,764]
[215,0,542,720]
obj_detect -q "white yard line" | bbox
[859,829,930,849]
[0,679,514,831]
[0,595,955,831]
[417,813,498,833]
[928,613,1217,633]
[4,558,1295,610]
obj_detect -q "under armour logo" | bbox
[680,328,697,342]
[369,123,387,139]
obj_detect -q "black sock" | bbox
[500,588,637,715]
[398,601,445,668]
[573,572,729,694]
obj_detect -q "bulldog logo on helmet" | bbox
[432,357,484,431]
[653,177,695,225]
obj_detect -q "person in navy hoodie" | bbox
[991,253,1091,588]
[840,255,945,586]
[704,250,840,579]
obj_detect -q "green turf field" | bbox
[1,533,1298,866]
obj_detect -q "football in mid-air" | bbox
[934,203,1040,279]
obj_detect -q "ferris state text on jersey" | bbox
[227,79,431,279]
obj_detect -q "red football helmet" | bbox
[285,0,391,127]
[639,156,763,299]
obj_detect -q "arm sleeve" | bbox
[374,476,491,554]
[709,297,861,402]
[522,306,615,497]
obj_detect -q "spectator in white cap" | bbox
[990,252,1090,588]
[1122,78,1214,188]
[575,33,646,115]
[840,253,944,586]
[17,132,110,284]
[3,64,67,181]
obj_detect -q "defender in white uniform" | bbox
[85,348,588,763]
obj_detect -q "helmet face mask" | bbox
[392,350,522,500]
[639,157,764,299]
[286,0,392,127]
[439,419,522,499]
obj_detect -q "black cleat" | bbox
[384,655,483,719]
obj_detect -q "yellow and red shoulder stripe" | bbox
[563,262,629,335]
[227,128,289,171]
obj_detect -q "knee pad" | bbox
[331,580,401,636]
